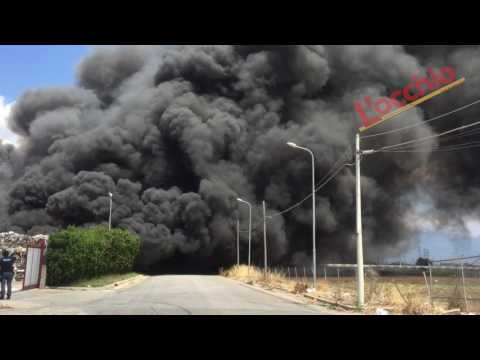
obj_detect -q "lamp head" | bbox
[108,192,113,198]
[287,142,297,148]
[237,198,243,202]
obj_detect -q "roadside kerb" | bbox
[45,274,146,291]
[224,277,358,314]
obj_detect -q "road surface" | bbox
[0,275,349,315]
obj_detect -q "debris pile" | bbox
[293,282,309,294]
[0,232,48,280]
[0,232,48,252]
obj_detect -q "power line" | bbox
[240,160,352,228]
[361,98,480,139]
[237,103,480,252]
[314,149,350,188]
[437,127,480,143]
[373,113,480,151]
[235,149,352,231]
[267,163,347,218]
[432,254,480,263]
[380,145,480,153]
[267,161,353,219]
[240,161,351,231]
[379,141,480,153]
[380,125,480,152]
[378,118,480,152]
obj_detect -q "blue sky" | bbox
[0,45,478,262]
[0,45,89,144]
[393,231,480,264]
[0,45,89,102]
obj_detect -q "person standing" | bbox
[0,249,16,300]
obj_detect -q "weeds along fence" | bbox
[426,265,480,312]
[266,264,480,312]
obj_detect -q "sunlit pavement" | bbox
[0,275,348,315]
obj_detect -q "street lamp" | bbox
[237,198,252,269]
[236,219,240,266]
[287,141,317,290]
[108,192,113,231]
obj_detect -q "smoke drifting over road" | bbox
[1,45,479,272]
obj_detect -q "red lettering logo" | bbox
[354,66,457,129]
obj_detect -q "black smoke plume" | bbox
[1,45,478,272]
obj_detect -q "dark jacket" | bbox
[0,256,16,274]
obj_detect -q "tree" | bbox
[416,257,433,267]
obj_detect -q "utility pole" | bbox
[355,133,365,309]
[354,135,375,309]
[263,200,268,276]
[249,203,252,269]
[108,192,113,231]
[236,219,240,266]
[311,149,316,290]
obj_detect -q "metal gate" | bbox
[22,241,46,290]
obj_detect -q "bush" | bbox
[46,226,140,286]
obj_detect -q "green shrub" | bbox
[46,226,140,286]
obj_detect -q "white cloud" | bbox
[0,96,17,146]
[405,207,480,238]
[404,211,436,233]
[465,218,480,238]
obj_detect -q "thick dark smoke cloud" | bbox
[1,45,478,272]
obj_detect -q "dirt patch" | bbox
[0,300,41,311]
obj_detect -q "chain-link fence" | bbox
[264,264,480,313]
[427,265,480,312]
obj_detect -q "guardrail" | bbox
[322,264,480,271]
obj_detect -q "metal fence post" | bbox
[423,271,432,306]
[461,263,468,313]
[429,266,433,293]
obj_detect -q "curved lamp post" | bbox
[287,142,317,290]
[237,198,252,269]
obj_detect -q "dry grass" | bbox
[222,265,306,294]
[222,266,476,315]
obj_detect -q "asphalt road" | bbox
[0,275,349,315]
